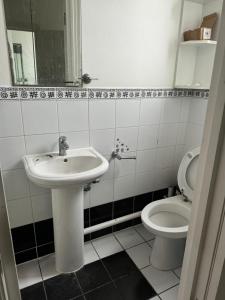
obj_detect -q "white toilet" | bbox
[141,147,200,270]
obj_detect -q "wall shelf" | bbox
[180,40,217,46]
[174,0,221,89]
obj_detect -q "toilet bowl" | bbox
[141,147,200,270]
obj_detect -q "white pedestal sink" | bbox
[23,147,109,273]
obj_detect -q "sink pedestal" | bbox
[52,186,84,273]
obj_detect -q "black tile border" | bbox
[13,187,175,264]
[0,87,209,100]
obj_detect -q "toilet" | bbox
[141,147,200,270]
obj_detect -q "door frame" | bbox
[178,0,225,298]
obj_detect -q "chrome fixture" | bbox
[59,136,69,156]
[109,150,136,163]
[80,73,98,84]
[84,178,101,192]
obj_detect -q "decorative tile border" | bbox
[0,87,209,100]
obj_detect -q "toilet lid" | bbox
[177,147,200,201]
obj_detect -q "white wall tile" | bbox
[185,123,204,151]
[102,156,114,180]
[29,180,50,197]
[0,102,23,137]
[173,145,185,170]
[189,98,208,125]
[116,100,140,127]
[7,198,33,228]
[155,146,175,170]
[90,179,114,207]
[140,99,162,125]
[61,131,89,149]
[154,167,177,190]
[180,99,190,123]
[116,127,138,152]
[160,98,181,123]
[22,101,58,135]
[158,123,178,147]
[135,172,155,195]
[58,101,89,132]
[136,149,156,173]
[114,174,135,201]
[3,169,29,200]
[138,125,158,150]
[0,136,26,170]
[177,123,187,145]
[114,151,136,178]
[89,100,115,129]
[25,133,59,154]
[90,129,115,154]
[31,194,52,222]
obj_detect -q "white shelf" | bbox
[180,40,217,46]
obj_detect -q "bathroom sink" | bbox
[23,147,109,188]
[23,147,109,273]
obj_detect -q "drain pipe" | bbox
[84,211,142,235]
[84,186,176,235]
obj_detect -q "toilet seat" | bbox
[141,195,191,239]
[141,147,200,239]
[177,147,200,201]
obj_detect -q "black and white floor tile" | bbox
[18,224,181,300]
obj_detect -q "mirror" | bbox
[3,0,182,87]
[3,0,81,86]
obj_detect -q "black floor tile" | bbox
[102,251,137,279]
[85,282,123,300]
[21,282,46,300]
[76,260,111,293]
[44,273,82,300]
[114,271,156,300]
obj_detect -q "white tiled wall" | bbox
[0,97,207,228]
[184,98,208,152]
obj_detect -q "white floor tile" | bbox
[160,284,179,300]
[17,260,42,289]
[92,234,123,258]
[148,239,155,248]
[141,265,179,294]
[126,243,152,269]
[174,267,182,278]
[114,227,144,249]
[39,254,59,280]
[84,242,99,264]
[149,297,160,300]
[135,224,155,241]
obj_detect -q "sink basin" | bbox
[23,147,109,188]
[23,147,109,273]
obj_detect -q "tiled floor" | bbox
[18,225,182,300]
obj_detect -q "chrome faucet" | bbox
[109,150,136,162]
[59,136,69,156]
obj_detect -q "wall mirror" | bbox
[3,0,182,87]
